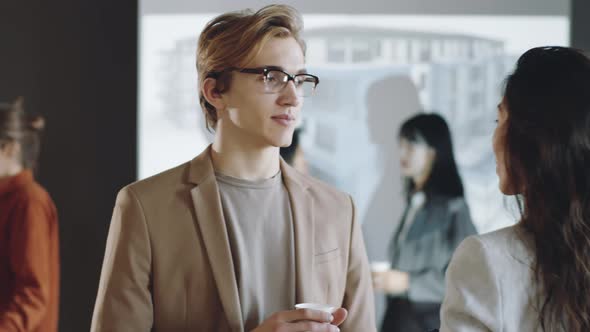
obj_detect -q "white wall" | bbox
[141,0,568,15]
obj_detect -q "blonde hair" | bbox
[196,4,305,130]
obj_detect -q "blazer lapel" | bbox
[281,160,316,304]
[188,147,243,331]
[405,208,428,241]
[406,198,439,241]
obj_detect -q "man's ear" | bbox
[202,77,226,111]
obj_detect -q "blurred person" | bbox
[361,76,421,324]
[373,113,476,332]
[440,47,590,331]
[0,98,59,332]
[280,128,308,174]
[91,5,375,332]
[362,75,421,262]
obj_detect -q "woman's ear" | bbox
[427,147,436,164]
[202,78,226,111]
[423,147,437,178]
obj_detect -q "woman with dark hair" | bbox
[373,113,477,332]
[440,46,590,331]
[0,98,59,332]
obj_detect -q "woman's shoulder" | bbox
[479,224,530,248]
[443,227,539,332]
[459,224,534,267]
[445,225,533,293]
[12,177,55,209]
[7,180,57,225]
[11,174,42,195]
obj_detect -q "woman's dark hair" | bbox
[398,113,464,199]
[0,98,45,171]
[503,46,590,331]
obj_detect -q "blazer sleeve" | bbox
[91,187,154,332]
[408,199,478,302]
[439,236,501,332]
[0,197,55,331]
[339,196,377,332]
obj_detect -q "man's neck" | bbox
[211,126,280,181]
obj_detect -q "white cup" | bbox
[370,261,391,272]
[294,303,337,314]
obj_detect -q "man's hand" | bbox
[251,308,348,332]
[372,269,409,295]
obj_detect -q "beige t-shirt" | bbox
[216,171,296,331]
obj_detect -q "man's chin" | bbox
[268,135,293,148]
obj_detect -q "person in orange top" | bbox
[0,98,59,332]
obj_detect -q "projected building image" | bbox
[139,14,568,234]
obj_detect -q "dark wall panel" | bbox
[571,0,590,51]
[0,1,137,331]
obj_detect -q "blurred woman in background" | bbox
[280,128,309,174]
[0,98,59,332]
[440,46,590,331]
[373,113,477,332]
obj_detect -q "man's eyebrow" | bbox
[263,65,308,74]
[264,65,284,71]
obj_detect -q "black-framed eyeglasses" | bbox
[209,67,320,97]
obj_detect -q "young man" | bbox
[91,5,376,332]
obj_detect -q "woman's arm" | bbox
[0,197,55,331]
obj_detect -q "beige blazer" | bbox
[91,147,376,332]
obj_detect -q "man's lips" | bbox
[271,114,296,126]
[271,114,295,120]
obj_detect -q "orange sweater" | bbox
[0,170,59,332]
